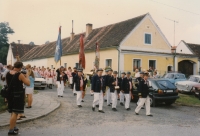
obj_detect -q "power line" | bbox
[149,0,200,16]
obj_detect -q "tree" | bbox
[0,22,14,64]
[29,41,35,45]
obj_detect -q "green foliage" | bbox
[0,22,14,64]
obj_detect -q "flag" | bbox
[94,42,100,69]
[79,34,85,69]
[54,26,62,63]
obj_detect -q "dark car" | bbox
[132,79,179,107]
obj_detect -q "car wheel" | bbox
[165,100,175,106]
[149,96,155,107]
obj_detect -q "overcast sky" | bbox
[1,0,200,46]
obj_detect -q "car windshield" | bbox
[188,76,199,82]
[156,80,175,89]
[176,74,185,79]
[34,72,42,78]
[163,74,174,79]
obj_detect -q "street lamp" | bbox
[171,46,177,72]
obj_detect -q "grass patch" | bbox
[175,93,200,106]
[0,86,7,112]
[34,90,39,94]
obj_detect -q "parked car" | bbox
[162,73,186,84]
[175,75,200,93]
[192,84,200,100]
[34,71,46,90]
[132,79,179,107]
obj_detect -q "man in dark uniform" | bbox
[73,69,86,108]
[105,69,113,106]
[91,68,106,113]
[135,73,153,117]
[135,72,145,109]
[72,67,77,96]
[119,72,126,106]
[109,71,120,111]
[103,69,109,102]
[121,71,132,111]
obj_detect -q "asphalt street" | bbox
[0,86,200,136]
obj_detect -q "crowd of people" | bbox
[0,62,154,135]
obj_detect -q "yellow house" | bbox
[20,13,198,76]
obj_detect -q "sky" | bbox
[1,0,200,46]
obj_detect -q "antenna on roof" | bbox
[165,17,179,46]
[72,20,74,33]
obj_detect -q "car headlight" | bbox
[158,89,163,94]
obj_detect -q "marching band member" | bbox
[121,71,132,111]
[91,68,106,113]
[66,67,73,88]
[106,69,113,106]
[72,67,77,96]
[103,69,109,101]
[109,71,120,111]
[82,74,88,102]
[119,72,126,106]
[56,66,68,97]
[135,73,153,117]
[47,69,53,89]
[73,69,86,107]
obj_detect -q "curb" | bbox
[0,97,61,127]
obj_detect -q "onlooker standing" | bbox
[135,73,153,117]
[134,69,140,78]
[25,64,35,108]
[6,62,30,135]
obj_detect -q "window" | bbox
[64,63,67,68]
[75,63,79,68]
[149,60,156,70]
[105,59,112,68]
[133,59,141,71]
[145,33,151,44]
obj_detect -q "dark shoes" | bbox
[78,105,82,108]
[60,96,63,97]
[135,112,139,115]
[147,114,153,117]
[8,130,18,135]
[92,107,95,111]
[104,100,107,102]
[120,103,124,106]
[98,110,105,113]
[112,108,117,111]
[126,108,131,111]
[96,105,99,108]
[107,104,111,106]
[58,95,60,97]
[81,100,84,102]
[141,107,145,109]
[26,106,32,108]
[74,93,77,96]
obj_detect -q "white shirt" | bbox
[135,72,140,78]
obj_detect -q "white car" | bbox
[34,71,47,90]
[175,75,200,93]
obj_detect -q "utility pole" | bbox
[165,18,179,72]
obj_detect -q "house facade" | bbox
[20,13,198,76]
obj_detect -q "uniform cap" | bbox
[113,71,118,74]
[60,66,64,68]
[73,67,77,69]
[121,72,126,75]
[97,68,104,72]
[127,71,131,75]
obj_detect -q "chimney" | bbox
[86,23,92,37]
[70,20,75,41]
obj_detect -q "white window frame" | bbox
[132,58,142,72]
[105,59,112,68]
[144,33,152,45]
[148,59,157,70]
[64,63,67,68]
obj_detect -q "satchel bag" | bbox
[0,73,16,98]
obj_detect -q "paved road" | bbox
[0,86,200,136]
